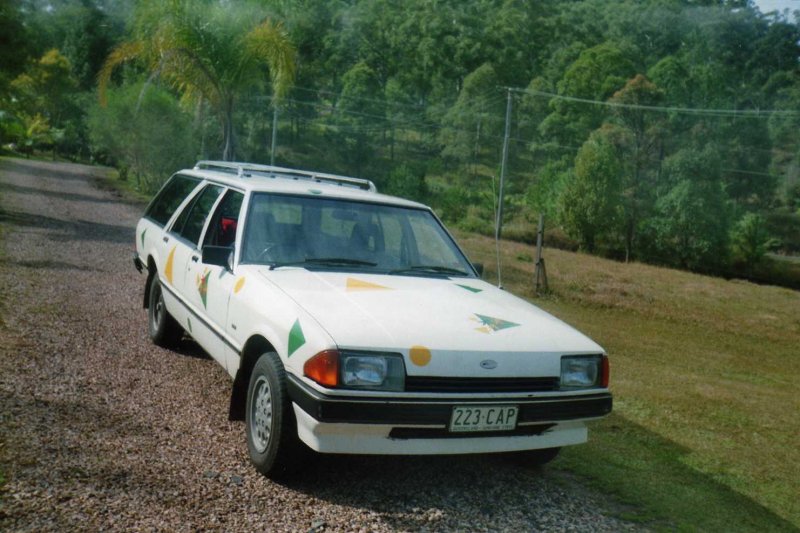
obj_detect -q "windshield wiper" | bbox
[388,265,469,277]
[269,257,378,270]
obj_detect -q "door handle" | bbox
[162,236,169,243]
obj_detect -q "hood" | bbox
[260,269,604,377]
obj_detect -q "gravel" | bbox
[0,158,644,532]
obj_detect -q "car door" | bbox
[187,188,245,374]
[165,183,224,358]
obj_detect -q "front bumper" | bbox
[286,374,612,454]
[287,374,612,425]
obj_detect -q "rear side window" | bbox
[145,174,201,226]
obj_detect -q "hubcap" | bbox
[249,375,273,453]
[151,284,164,329]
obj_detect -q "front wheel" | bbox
[147,273,182,348]
[246,352,304,477]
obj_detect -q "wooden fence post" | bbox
[534,213,549,294]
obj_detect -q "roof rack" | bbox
[193,160,377,192]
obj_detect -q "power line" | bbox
[244,89,788,182]
[722,168,783,178]
[511,86,800,119]
[272,94,510,140]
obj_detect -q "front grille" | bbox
[405,376,560,393]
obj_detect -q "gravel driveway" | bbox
[0,158,640,532]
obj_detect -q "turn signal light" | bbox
[304,350,340,387]
[601,356,610,388]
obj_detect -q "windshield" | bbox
[241,194,475,277]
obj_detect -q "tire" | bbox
[504,447,561,467]
[245,351,304,478]
[147,273,183,348]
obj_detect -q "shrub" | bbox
[731,213,771,271]
[383,164,428,202]
[88,81,196,193]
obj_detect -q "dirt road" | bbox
[0,158,638,531]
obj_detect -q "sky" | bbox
[751,0,799,15]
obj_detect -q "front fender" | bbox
[228,268,337,377]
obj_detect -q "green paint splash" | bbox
[475,313,519,332]
[456,284,482,293]
[198,270,211,308]
[288,319,306,357]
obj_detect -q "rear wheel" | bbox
[246,351,304,477]
[147,273,182,348]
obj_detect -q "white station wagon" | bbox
[133,161,612,477]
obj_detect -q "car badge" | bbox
[480,360,498,370]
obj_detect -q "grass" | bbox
[456,230,800,531]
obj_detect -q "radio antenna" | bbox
[490,174,502,288]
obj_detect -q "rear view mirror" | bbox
[203,245,234,271]
[473,262,484,277]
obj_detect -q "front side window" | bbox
[145,174,201,226]
[242,193,475,277]
[170,184,224,246]
[203,190,244,248]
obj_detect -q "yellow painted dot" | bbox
[409,345,432,367]
[234,277,246,294]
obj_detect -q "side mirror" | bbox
[202,245,234,271]
[473,262,484,278]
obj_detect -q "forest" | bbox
[1,0,799,284]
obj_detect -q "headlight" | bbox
[341,352,405,391]
[560,355,608,389]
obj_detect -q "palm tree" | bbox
[98,1,295,161]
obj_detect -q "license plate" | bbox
[449,405,519,433]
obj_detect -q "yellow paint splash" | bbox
[164,246,176,285]
[234,276,246,294]
[346,277,391,292]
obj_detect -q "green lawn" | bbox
[457,230,800,531]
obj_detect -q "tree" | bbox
[98,0,295,161]
[439,63,502,171]
[559,126,624,252]
[0,0,30,84]
[9,48,82,156]
[650,148,731,271]
[332,61,384,176]
[11,49,79,128]
[540,41,636,146]
[608,74,665,261]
